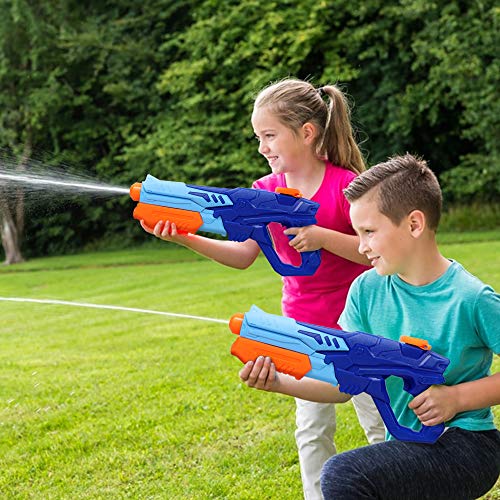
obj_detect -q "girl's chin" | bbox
[269,163,287,175]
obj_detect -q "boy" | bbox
[239,154,500,499]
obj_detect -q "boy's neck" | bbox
[398,239,451,286]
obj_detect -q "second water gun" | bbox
[229,305,450,444]
[130,175,321,276]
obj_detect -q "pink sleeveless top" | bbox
[253,161,369,328]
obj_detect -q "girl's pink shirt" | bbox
[253,161,370,328]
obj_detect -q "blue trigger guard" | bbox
[368,377,445,444]
[257,227,321,276]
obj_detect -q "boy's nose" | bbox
[358,238,369,255]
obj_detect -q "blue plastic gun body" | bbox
[230,305,451,444]
[130,175,321,276]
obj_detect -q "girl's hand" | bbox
[239,356,280,392]
[284,225,325,252]
[140,220,189,244]
[408,385,459,426]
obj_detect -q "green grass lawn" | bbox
[0,236,498,499]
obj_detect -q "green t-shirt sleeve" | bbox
[474,285,500,354]
[338,275,365,332]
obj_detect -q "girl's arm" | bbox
[141,220,261,269]
[284,225,370,265]
[239,355,352,403]
[409,370,500,427]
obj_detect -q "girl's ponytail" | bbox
[320,86,366,175]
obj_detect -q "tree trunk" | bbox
[0,140,30,265]
[1,209,24,265]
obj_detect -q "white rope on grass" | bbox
[0,297,227,324]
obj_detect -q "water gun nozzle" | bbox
[130,182,142,201]
[229,313,244,335]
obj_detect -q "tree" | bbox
[331,0,499,201]
[2,0,497,261]
[0,0,197,261]
[122,0,359,187]
[0,1,79,263]
[0,144,30,264]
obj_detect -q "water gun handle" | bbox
[366,377,445,443]
[256,229,321,277]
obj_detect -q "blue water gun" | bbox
[130,175,321,276]
[230,305,450,444]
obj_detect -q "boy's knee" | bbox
[320,454,355,499]
[320,452,375,500]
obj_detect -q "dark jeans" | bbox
[320,427,500,500]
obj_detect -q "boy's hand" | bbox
[408,385,459,426]
[284,225,325,252]
[239,356,280,392]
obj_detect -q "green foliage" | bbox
[333,0,499,181]
[441,157,500,203]
[440,203,500,232]
[123,0,353,187]
[0,0,498,258]
[0,241,498,498]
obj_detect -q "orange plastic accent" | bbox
[133,203,204,234]
[230,336,312,380]
[400,335,431,351]
[130,182,142,201]
[275,187,303,198]
[229,313,244,335]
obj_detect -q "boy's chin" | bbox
[373,266,391,276]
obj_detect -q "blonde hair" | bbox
[254,78,366,174]
[343,154,442,230]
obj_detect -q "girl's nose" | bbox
[258,141,269,155]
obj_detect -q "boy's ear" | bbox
[408,210,426,237]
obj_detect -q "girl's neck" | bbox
[285,157,326,199]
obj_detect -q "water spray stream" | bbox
[0,297,227,324]
[0,151,130,198]
[0,172,128,195]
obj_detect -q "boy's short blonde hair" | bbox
[343,154,442,231]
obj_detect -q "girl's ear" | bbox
[301,122,317,144]
[408,209,426,237]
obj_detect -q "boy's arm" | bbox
[239,355,352,403]
[409,369,500,427]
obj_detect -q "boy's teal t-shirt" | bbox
[339,260,500,438]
